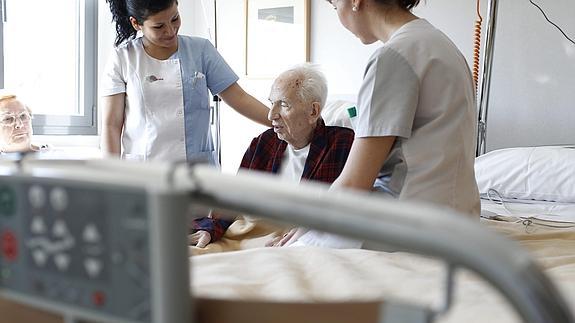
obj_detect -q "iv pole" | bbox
[476,0,500,156]
[210,0,222,165]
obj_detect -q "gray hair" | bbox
[0,90,32,114]
[285,64,328,110]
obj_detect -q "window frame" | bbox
[0,0,98,135]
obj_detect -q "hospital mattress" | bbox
[189,218,575,323]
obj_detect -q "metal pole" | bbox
[212,0,222,166]
[0,0,6,89]
[476,0,499,156]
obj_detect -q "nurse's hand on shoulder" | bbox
[189,230,211,248]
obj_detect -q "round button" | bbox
[92,291,106,307]
[1,230,18,261]
[50,187,68,212]
[28,185,46,209]
[0,186,16,217]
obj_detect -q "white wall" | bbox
[482,0,575,150]
[98,0,575,171]
[216,0,481,173]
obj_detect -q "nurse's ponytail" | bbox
[374,0,421,11]
[106,0,177,47]
[106,0,134,47]
[399,0,420,11]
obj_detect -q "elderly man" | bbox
[190,65,355,248]
[0,91,45,154]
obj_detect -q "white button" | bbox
[84,258,102,278]
[32,249,48,267]
[50,188,68,212]
[52,220,69,238]
[83,224,100,243]
[28,185,46,208]
[177,110,183,116]
[54,253,71,271]
[31,217,46,234]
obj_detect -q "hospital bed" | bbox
[474,0,575,223]
[0,157,572,323]
[474,0,575,229]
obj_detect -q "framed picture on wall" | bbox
[245,0,310,78]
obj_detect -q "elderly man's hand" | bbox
[266,227,308,247]
[189,231,212,248]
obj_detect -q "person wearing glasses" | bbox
[101,0,270,163]
[326,0,480,217]
[0,91,47,154]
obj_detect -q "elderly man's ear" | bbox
[309,102,321,124]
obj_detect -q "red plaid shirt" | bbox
[191,119,354,241]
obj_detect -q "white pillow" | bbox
[322,100,356,130]
[475,146,575,203]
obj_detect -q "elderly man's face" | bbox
[268,73,319,149]
[0,99,33,152]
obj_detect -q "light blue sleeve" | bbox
[200,39,239,95]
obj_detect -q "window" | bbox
[0,0,97,135]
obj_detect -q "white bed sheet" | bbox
[190,219,575,323]
[191,219,575,323]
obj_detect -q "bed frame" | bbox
[476,0,499,156]
[0,160,572,323]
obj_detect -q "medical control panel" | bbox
[0,168,191,323]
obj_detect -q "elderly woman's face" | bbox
[0,99,33,152]
[268,74,317,149]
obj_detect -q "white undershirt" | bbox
[278,143,363,249]
[279,144,310,182]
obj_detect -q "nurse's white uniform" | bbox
[101,35,239,164]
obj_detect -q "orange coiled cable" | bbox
[473,0,483,93]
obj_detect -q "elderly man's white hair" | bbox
[283,64,328,110]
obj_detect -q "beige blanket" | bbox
[190,218,575,323]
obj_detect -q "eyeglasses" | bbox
[0,111,32,127]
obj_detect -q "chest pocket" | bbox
[184,71,209,110]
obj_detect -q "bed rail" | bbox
[183,165,573,323]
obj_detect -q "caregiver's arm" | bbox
[101,93,126,158]
[219,83,272,127]
[332,136,396,190]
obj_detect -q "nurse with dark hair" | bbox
[101,0,270,163]
[327,0,481,216]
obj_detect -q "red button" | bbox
[92,291,106,307]
[1,230,18,261]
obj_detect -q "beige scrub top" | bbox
[355,19,481,216]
